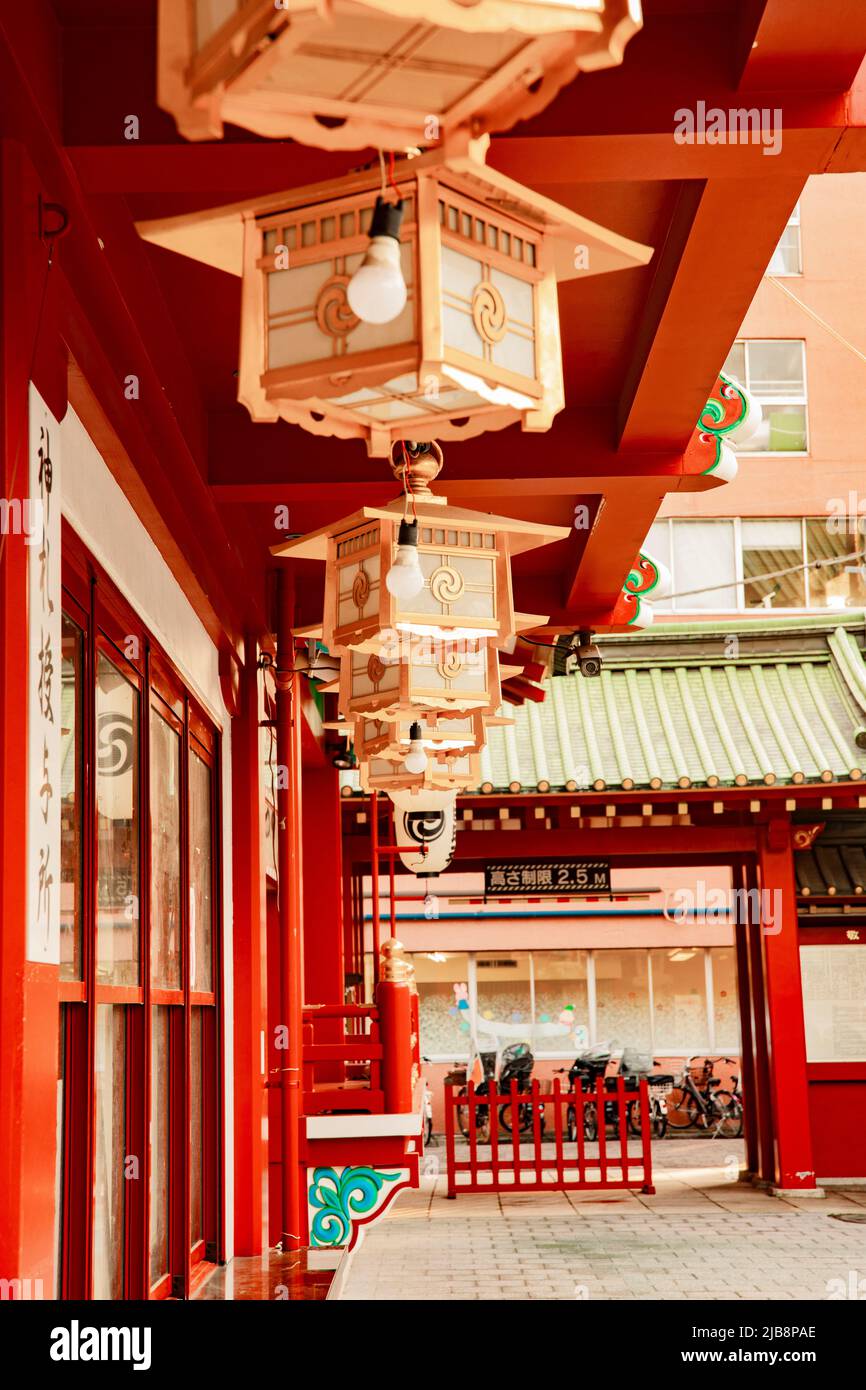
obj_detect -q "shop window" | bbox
[96,653,140,987]
[651,948,710,1052]
[57,529,221,1300]
[532,950,589,1053]
[150,709,182,990]
[711,947,741,1048]
[92,1004,127,1300]
[413,952,471,1057]
[60,616,84,981]
[594,950,652,1051]
[190,752,214,994]
[475,952,532,1052]
[741,518,806,608]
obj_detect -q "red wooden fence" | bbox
[444,1076,654,1196]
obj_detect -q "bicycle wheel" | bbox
[653,1104,669,1140]
[566,1104,578,1144]
[627,1098,643,1137]
[583,1103,599,1143]
[456,1091,490,1142]
[710,1090,743,1139]
[665,1085,699,1129]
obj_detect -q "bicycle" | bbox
[665,1056,743,1138]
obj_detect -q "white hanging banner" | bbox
[27,383,62,964]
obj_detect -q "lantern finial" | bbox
[390,440,445,505]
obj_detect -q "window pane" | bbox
[643,520,672,612]
[190,1008,203,1249]
[745,404,807,453]
[60,616,84,982]
[96,654,140,986]
[673,520,738,610]
[412,951,470,1056]
[722,343,746,383]
[806,519,866,608]
[150,1006,170,1286]
[741,518,805,607]
[767,223,801,275]
[532,950,589,1053]
[594,950,651,1051]
[651,949,710,1052]
[746,341,805,396]
[93,1005,126,1299]
[150,711,182,989]
[190,753,214,994]
[475,952,531,1052]
[711,948,740,1048]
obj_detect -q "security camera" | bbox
[575,630,602,678]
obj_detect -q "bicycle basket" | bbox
[620,1049,653,1076]
[687,1061,713,1085]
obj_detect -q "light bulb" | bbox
[347,197,406,325]
[385,518,424,601]
[404,723,428,776]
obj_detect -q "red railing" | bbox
[301,981,416,1115]
[444,1076,654,1196]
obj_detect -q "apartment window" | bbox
[646,516,866,612]
[766,202,801,276]
[723,340,807,452]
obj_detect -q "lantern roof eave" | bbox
[135,136,653,285]
[271,497,570,561]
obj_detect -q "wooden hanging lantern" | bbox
[136,141,653,456]
[271,449,569,650]
[339,637,502,720]
[359,750,480,795]
[353,707,505,762]
[157,1,643,151]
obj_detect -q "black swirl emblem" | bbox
[403,810,446,845]
[97,712,134,777]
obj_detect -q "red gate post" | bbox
[303,767,345,1082]
[376,977,413,1114]
[733,860,760,1180]
[445,1084,456,1198]
[639,1078,655,1195]
[758,817,819,1193]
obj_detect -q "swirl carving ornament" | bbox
[429,563,465,605]
[308,1166,402,1248]
[351,566,370,611]
[367,653,386,687]
[471,280,507,344]
[437,651,464,682]
[316,275,360,338]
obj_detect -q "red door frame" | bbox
[57,523,225,1298]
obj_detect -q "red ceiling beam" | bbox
[616,174,807,451]
[734,0,866,92]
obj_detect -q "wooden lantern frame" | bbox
[358,750,481,795]
[353,709,491,762]
[274,492,567,654]
[136,140,653,456]
[338,637,502,721]
[157,0,643,151]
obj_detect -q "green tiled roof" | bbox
[479,616,866,793]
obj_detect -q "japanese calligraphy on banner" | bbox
[27,384,61,964]
[485,860,611,897]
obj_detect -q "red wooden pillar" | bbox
[303,768,344,1081]
[275,573,304,1249]
[758,818,818,1192]
[732,863,759,1179]
[230,640,268,1255]
[0,142,65,1296]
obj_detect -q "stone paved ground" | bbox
[339,1141,866,1301]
